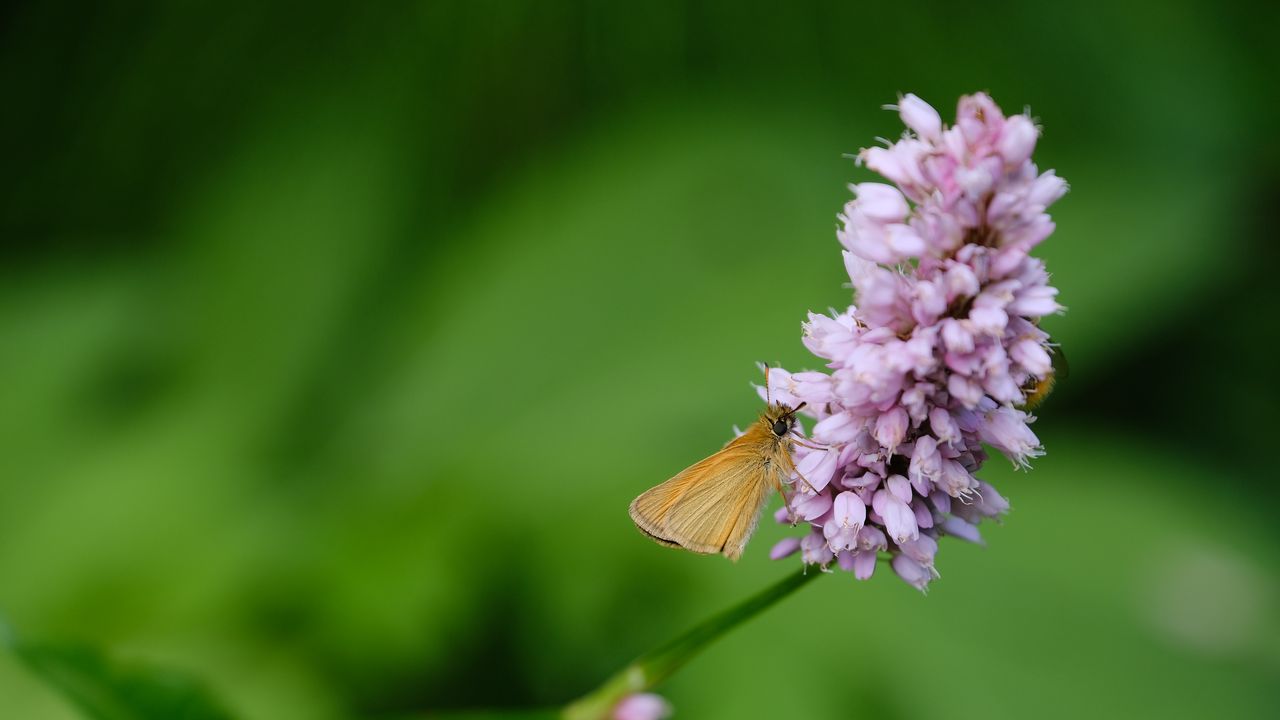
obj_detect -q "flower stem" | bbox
[562,568,821,720]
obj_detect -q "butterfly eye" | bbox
[771,419,789,437]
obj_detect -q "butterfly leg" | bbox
[767,467,799,523]
[777,448,819,495]
[790,436,830,451]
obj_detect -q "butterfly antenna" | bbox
[763,363,772,405]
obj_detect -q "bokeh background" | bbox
[3,2,1278,719]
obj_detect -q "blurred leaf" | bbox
[6,628,235,720]
[404,707,560,712]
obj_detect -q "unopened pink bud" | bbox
[898,93,942,141]
[941,516,984,545]
[872,489,919,545]
[853,549,877,580]
[853,182,910,222]
[874,407,909,454]
[801,530,834,566]
[998,115,1039,166]
[891,553,933,592]
[770,537,802,560]
[930,408,962,446]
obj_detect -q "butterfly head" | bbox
[764,402,806,438]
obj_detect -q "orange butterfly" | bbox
[629,371,817,561]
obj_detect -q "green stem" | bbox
[562,568,821,720]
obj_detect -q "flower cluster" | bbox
[766,92,1066,591]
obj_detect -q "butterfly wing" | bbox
[629,428,776,561]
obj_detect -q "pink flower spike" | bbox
[614,693,673,720]
[760,92,1064,587]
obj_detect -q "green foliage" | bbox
[5,629,234,720]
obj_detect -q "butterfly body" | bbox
[629,402,801,561]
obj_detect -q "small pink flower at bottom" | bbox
[613,693,672,720]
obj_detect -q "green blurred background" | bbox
[3,2,1278,718]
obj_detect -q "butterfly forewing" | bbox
[629,424,778,561]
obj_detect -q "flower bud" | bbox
[891,553,933,592]
[874,407,909,454]
[872,489,919,545]
[899,93,942,141]
[853,182,910,222]
[801,530,834,566]
[853,550,877,580]
[769,537,802,560]
[998,114,1039,166]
